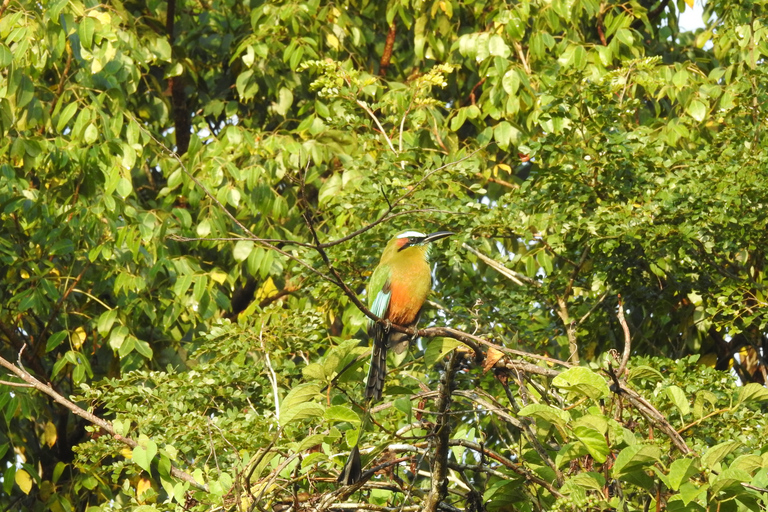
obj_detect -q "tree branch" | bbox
[0,352,209,492]
[423,350,459,512]
[448,439,563,498]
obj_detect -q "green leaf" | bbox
[701,440,740,470]
[627,365,664,383]
[281,383,322,412]
[394,396,412,417]
[273,87,294,116]
[668,458,699,491]
[46,331,68,352]
[79,17,95,51]
[133,437,157,474]
[236,70,257,100]
[233,240,254,262]
[573,425,609,463]
[96,309,118,336]
[735,382,768,406]
[56,102,78,133]
[116,177,132,198]
[613,445,661,477]
[552,367,610,399]
[518,403,571,428]
[324,406,360,425]
[665,385,690,418]
[502,69,521,95]
[729,454,763,474]
[565,472,605,492]
[615,28,634,46]
[488,35,510,58]
[83,123,99,144]
[710,467,751,496]
[679,481,708,505]
[494,121,518,149]
[424,337,461,367]
[555,441,590,469]
[318,173,341,205]
[279,402,325,426]
[686,99,707,122]
[109,326,129,352]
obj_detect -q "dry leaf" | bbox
[483,346,505,373]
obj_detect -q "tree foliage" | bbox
[1,0,768,510]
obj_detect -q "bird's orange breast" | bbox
[386,255,431,325]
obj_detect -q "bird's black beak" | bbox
[422,231,454,244]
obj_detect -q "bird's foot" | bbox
[383,319,391,333]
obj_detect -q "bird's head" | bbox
[382,230,454,261]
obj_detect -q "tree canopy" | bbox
[2,0,768,510]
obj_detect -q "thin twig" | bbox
[355,99,398,155]
[0,379,34,388]
[448,439,563,498]
[260,321,280,421]
[38,261,91,349]
[576,292,608,327]
[461,243,538,287]
[616,296,632,377]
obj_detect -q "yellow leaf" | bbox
[684,0,694,7]
[44,421,58,448]
[121,447,133,459]
[136,477,152,502]
[254,277,278,303]
[15,469,33,494]
[72,326,87,349]
[20,269,29,279]
[326,33,340,50]
[210,269,228,285]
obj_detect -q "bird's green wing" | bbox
[368,265,391,328]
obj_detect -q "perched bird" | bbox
[338,229,453,486]
[365,229,454,401]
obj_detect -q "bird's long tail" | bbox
[365,339,387,402]
[337,401,372,485]
[338,330,389,485]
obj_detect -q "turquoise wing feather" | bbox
[367,264,391,326]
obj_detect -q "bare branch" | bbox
[423,350,459,512]
[461,242,538,287]
[356,99,398,155]
[616,296,632,377]
[0,379,34,388]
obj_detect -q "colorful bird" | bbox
[365,229,454,401]
[338,229,453,486]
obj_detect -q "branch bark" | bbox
[423,350,459,512]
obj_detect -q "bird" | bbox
[338,229,453,485]
[364,229,454,401]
